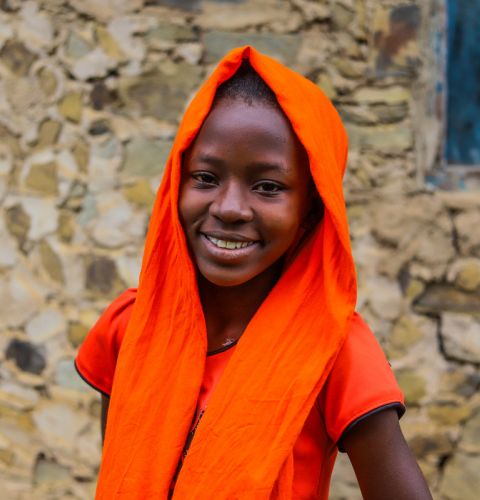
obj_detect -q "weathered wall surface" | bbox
[0,1,478,498]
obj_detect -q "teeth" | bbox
[206,236,254,250]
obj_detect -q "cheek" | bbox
[178,187,201,228]
[265,205,304,244]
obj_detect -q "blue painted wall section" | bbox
[446,0,480,164]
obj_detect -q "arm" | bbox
[101,394,110,445]
[343,408,432,500]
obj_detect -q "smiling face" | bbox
[179,98,313,288]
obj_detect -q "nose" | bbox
[209,181,253,224]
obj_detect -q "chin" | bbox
[197,264,260,288]
[201,272,253,288]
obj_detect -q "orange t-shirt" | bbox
[75,288,404,499]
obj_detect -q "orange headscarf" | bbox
[97,46,356,498]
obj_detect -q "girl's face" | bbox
[179,98,312,287]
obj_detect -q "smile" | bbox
[205,235,256,250]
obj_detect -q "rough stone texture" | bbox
[0,1,478,498]
[414,284,480,315]
[25,161,58,196]
[6,340,46,375]
[119,63,202,121]
[122,137,171,177]
[58,92,83,123]
[440,453,480,500]
[204,31,302,65]
[460,409,480,454]
[441,314,480,364]
[447,258,480,292]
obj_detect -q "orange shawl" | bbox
[98,46,356,498]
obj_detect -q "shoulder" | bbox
[98,287,138,354]
[75,288,137,396]
[318,312,405,447]
[340,312,390,366]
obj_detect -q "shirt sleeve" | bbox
[74,288,137,396]
[318,312,405,451]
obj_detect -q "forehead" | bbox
[186,99,308,167]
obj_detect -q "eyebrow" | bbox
[195,153,289,174]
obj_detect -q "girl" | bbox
[75,46,432,499]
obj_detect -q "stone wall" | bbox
[0,1,478,498]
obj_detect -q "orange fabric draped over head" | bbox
[97,46,356,498]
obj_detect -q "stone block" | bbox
[26,309,66,344]
[107,17,147,62]
[345,123,413,153]
[6,339,46,375]
[427,401,471,426]
[55,359,88,392]
[368,275,402,320]
[71,48,118,81]
[288,0,330,22]
[331,2,355,30]
[148,0,201,10]
[204,31,301,65]
[371,4,421,78]
[89,192,147,248]
[32,403,90,449]
[65,31,92,60]
[69,0,144,22]
[0,381,39,412]
[67,322,89,348]
[0,267,48,329]
[441,313,480,364]
[0,40,37,77]
[460,410,480,453]
[455,210,480,257]
[33,455,71,486]
[440,453,480,500]
[396,369,426,405]
[0,218,17,269]
[333,57,367,80]
[407,430,453,459]
[18,1,54,50]
[72,140,90,174]
[58,92,83,123]
[25,161,58,196]
[58,211,75,243]
[175,42,203,64]
[414,285,480,315]
[116,254,142,287]
[95,25,124,61]
[147,23,196,49]
[339,103,408,126]
[16,197,58,241]
[388,315,423,356]
[352,85,411,105]
[119,63,202,121]
[439,369,480,399]
[316,73,337,100]
[448,258,480,292]
[85,255,118,295]
[197,0,294,31]
[35,121,61,150]
[123,179,156,207]
[122,137,171,177]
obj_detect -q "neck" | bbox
[198,263,282,352]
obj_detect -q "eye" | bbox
[253,181,285,196]
[191,171,218,187]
